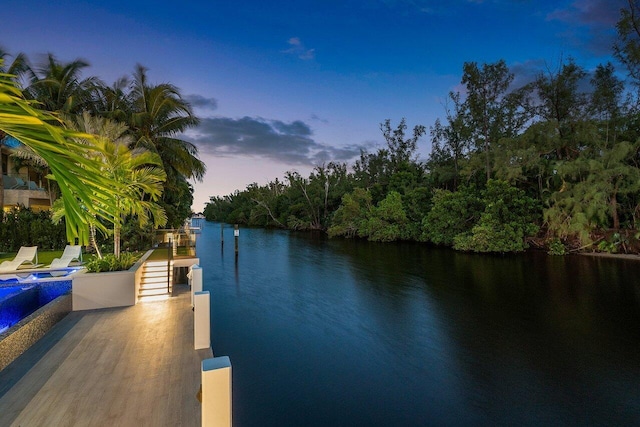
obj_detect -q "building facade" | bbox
[2,138,53,212]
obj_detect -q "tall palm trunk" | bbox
[114,224,121,258]
[611,192,620,230]
[89,223,102,259]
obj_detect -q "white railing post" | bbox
[190,264,203,306]
[202,356,232,427]
[194,291,210,350]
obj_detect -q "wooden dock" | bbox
[0,286,212,426]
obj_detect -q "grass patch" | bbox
[146,246,192,261]
[0,249,97,265]
[147,248,172,261]
[0,246,179,266]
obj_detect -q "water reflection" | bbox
[200,224,640,426]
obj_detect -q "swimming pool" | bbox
[0,286,22,300]
[0,279,73,334]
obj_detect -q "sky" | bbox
[0,0,627,211]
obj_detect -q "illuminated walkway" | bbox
[0,287,212,426]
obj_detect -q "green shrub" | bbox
[328,188,373,238]
[422,186,484,246]
[547,238,567,255]
[363,191,407,242]
[451,180,540,253]
[84,252,140,272]
[0,207,67,252]
[597,239,618,253]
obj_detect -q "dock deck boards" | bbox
[0,287,211,426]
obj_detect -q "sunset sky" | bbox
[1,0,626,211]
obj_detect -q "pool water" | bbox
[0,281,71,334]
[0,286,23,301]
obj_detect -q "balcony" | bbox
[2,175,50,211]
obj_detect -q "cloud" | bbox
[310,113,329,124]
[184,116,364,166]
[282,37,316,60]
[510,59,547,88]
[547,0,625,27]
[546,0,626,55]
[184,94,218,110]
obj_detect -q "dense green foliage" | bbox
[206,4,640,254]
[452,180,540,252]
[422,186,483,246]
[0,207,67,252]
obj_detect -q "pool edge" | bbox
[0,293,72,371]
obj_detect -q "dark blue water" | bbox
[199,222,640,426]
[0,281,71,334]
[0,286,23,302]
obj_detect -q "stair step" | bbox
[140,280,170,286]
[137,260,178,300]
[142,272,170,278]
[141,275,172,282]
[144,262,173,269]
[140,281,171,289]
[142,270,173,275]
[142,268,173,274]
[144,260,174,267]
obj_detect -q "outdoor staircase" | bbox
[138,260,174,300]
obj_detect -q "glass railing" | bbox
[153,228,197,257]
[2,175,46,191]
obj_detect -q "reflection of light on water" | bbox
[0,325,8,334]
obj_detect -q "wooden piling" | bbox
[234,224,239,259]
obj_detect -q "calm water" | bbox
[199,222,640,426]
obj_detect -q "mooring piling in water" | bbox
[234,224,239,259]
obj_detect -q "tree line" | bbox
[205,2,640,254]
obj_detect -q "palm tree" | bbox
[128,65,205,226]
[89,77,132,123]
[25,53,100,114]
[68,112,167,257]
[0,67,121,244]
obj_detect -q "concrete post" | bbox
[202,356,232,427]
[190,264,203,306]
[194,291,210,350]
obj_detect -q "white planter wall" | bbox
[72,270,136,310]
[72,250,154,311]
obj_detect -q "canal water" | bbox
[199,222,640,426]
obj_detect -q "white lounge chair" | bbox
[49,245,82,269]
[0,246,38,272]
